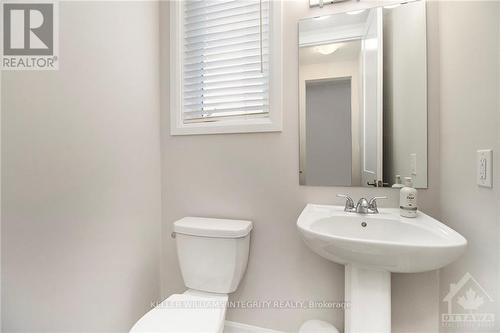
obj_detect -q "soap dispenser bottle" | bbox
[400,177,418,218]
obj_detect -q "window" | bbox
[170,0,282,135]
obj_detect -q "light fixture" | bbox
[314,43,342,55]
[346,9,366,15]
[310,0,356,8]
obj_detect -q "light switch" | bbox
[477,149,493,188]
[410,153,417,176]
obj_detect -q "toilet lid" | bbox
[130,293,227,333]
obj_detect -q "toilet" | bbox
[130,217,253,333]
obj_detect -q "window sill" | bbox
[170,117,282,136]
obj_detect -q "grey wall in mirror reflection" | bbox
[298,1,428,189]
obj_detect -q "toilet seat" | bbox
[130,291,228,333]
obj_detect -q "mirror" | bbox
[298,1,428,188]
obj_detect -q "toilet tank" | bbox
[173,217,252,294]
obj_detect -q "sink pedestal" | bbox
[345,265,391,333]
[297,204,467,333]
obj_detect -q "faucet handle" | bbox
[368,196,387,212]
[337,194,354,203]
[337,194,355,211]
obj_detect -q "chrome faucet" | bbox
[337,194,387,214]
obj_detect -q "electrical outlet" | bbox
[477,149,493,188]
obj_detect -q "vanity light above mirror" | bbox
[309,0,417,9]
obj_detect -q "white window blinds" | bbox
[182,0,270,123]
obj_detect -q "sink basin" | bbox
[297,204,467,333]
[297,204,467,273]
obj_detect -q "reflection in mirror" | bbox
[298,1,428,188]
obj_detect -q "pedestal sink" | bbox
[297,204,467,333]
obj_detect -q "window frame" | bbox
[170,0,283,136]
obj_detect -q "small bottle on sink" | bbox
[400,177,418,218]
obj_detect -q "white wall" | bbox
[160,1,441,332]
[0,49,3,332]
[1,2,162,332]
[437,2,500,332]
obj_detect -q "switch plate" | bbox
[477,149,493,188]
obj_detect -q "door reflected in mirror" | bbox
[298,1,428,188]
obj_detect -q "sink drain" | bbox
[361,222,367,227]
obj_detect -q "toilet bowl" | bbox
[130,217,253,333]
[130,290,228,332]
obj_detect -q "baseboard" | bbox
[224,321,286,333]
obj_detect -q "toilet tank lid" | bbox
[174,217,253,238]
